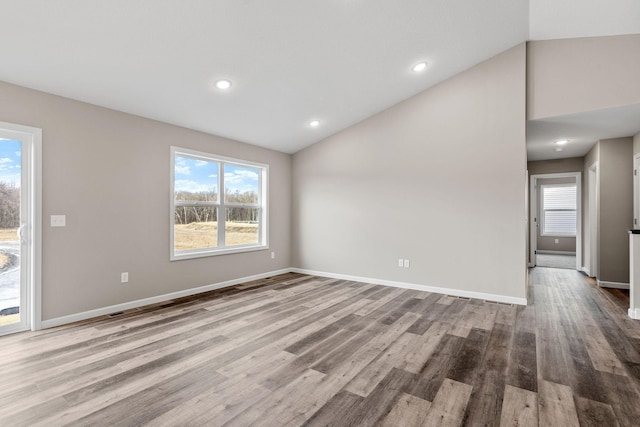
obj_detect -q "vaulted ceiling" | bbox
[1,1,639,154]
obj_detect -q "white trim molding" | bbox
[291,268,527,306]
[536,250,576,255]
[41,268,290,329]
[597,280,630,290]
[629,308,640,320]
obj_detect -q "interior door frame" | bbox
[586,161,599,278]
[529,172,582,270]
[0,121,42,334]
[634,154,640,230]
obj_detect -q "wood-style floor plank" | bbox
[537,380,580,427]
[499,384,538,427]
[421,378,473,427]
[379,392,432,427]
[1,269,640,426]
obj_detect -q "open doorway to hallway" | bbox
[529,172,582,271]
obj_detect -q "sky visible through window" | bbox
[174,156,259,196]
[0,139,21,186]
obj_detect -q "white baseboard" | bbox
[290,268,528,306]
[629,308,640,320]
[536,250,576,255]
[578,267,591,276]
[41,266,531,330]
[597,280,630,290]
[40,268,291,329]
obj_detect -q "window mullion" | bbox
[175,201,218,207]
[218,162,225,248]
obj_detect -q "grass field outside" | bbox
[174,221,258,251]
[0,227,17,269]
[0,227,18,242]
[0,313,19,326]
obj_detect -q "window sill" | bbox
[171,244,268,261]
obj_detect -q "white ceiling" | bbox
[0,1,638,154]
[527,104,640,161]
[529,0,640,40]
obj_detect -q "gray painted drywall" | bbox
[292,44,527,300]
[527,34,640,120]
[634,131,640,155]
[598,137,633,284]
[527,158,585,176]
[536,177,577,252]
[0,80,292,320]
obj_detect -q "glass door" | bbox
[0,135,24,333]
[0,121,40,336]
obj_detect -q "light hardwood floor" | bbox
[0,268,639,426]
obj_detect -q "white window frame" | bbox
[540,183,577,237]
[170,146,268,260]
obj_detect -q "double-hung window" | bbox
[540,183,577,236]
[170,146,268,260]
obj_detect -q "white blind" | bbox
[542,185,576,235]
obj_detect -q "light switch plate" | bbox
[50,215,66,227]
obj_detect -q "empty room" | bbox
[1,1,640,426]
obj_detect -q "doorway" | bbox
[529,172,582,270]
[0,121,41,336]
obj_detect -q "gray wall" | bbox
[0,80,292,320]
[292,44,527,300]
[634,131,640,155]
[527,34,640,120]
[598,137,633,283]
[527,157,585,176]
[583,138,634,283]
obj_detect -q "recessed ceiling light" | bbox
[309,120,320,127]
[215,80,232,90]
[412,62,428,72]
[555,148,563,152]
[555,139,569,145]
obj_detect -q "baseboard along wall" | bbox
[536,250,576,255]
[40,268,292,329]
[597,280,630,290]
[290,268,527,306]
[41,267,528,330]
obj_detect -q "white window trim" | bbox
[540,183,577,237]
[170,146,268,260]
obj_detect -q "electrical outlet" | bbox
[555,239,559,244]
[398,258,404,267]
[50,215,66,227]
[271,251,275,259]
[404,259,410,268]
[121,272,129,283]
